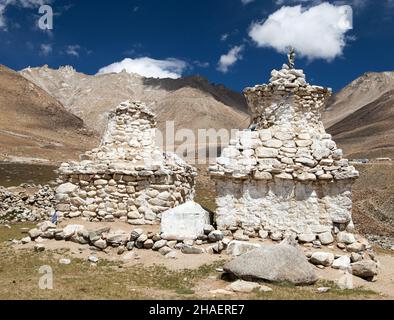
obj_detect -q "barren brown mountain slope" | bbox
[17,65,394,160]
[352,163,394,237]
[324,71,394,159]
[20,66,250,141]
[327,90,394,159]
[324,71,394,128]
[0,65,98,164]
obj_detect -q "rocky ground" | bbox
[0,184,55,223]
[1,221,393,300]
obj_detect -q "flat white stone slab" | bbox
[160,201,210,240]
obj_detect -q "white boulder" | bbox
[160,201,210,240]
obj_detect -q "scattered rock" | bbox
[337,273,354,290]
[350,252,362,263]
[233,230,250,242]
[88,256,99,263]
[130,229,144,241]
[351,260,378,280]
[59,258,71,265]
[337,232,356,245]
[298,233,316,243]
[209,289,235,296]
[227,280,261,293]
[165,251,178,259]
[204,225,215,235]
[159,246,172,256]
[332,256,351,270]
[346,242,366,253]
[117,246,126,255]
[93,239,107,250]
[28,228,42,239]
[21,237,31,244]
[318,232,334,245]
[152,240,167,251]
[259,285,273,293]
[258,230,269,239]
[181,246,204,255]
[309,252,334,267]
[208,230,224,243]
[317,287,331,293]
[63,225,85,239]
[37,221,56,232]
[143,239,154,250]
[270,231,283,241]
[34,244,45,252]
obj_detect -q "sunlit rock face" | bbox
[55,101,196,224]
[210,62,359,240]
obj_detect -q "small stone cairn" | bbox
[55,101,196,224]
[0,185,55,223]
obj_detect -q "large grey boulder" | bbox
[223,244,318,285]
[160,201,210,240]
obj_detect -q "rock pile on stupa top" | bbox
[58,100,195,178]
[209,64,359,182]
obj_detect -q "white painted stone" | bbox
[160,201,210,240]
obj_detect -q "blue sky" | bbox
[0,0,393,92]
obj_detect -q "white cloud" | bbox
[193,60,210,68]
[39,43,52,55]
[0,0,50,30]
[97,57,189,79]
[241,0,255,4]
[217,45,244,73]
[249,3,353,61]
[220,33,229,41]
[66,44,81,57]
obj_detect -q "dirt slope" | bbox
[0,65,98,164]
[324,71,394,159]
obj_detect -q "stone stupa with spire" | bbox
[209,49,360,244]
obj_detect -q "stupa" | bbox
[55,101,196,224]
[209,50,359,241]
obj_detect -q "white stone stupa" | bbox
[209,50,360,242]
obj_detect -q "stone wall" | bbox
[215,178,354,238]
[55,101,196,224]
